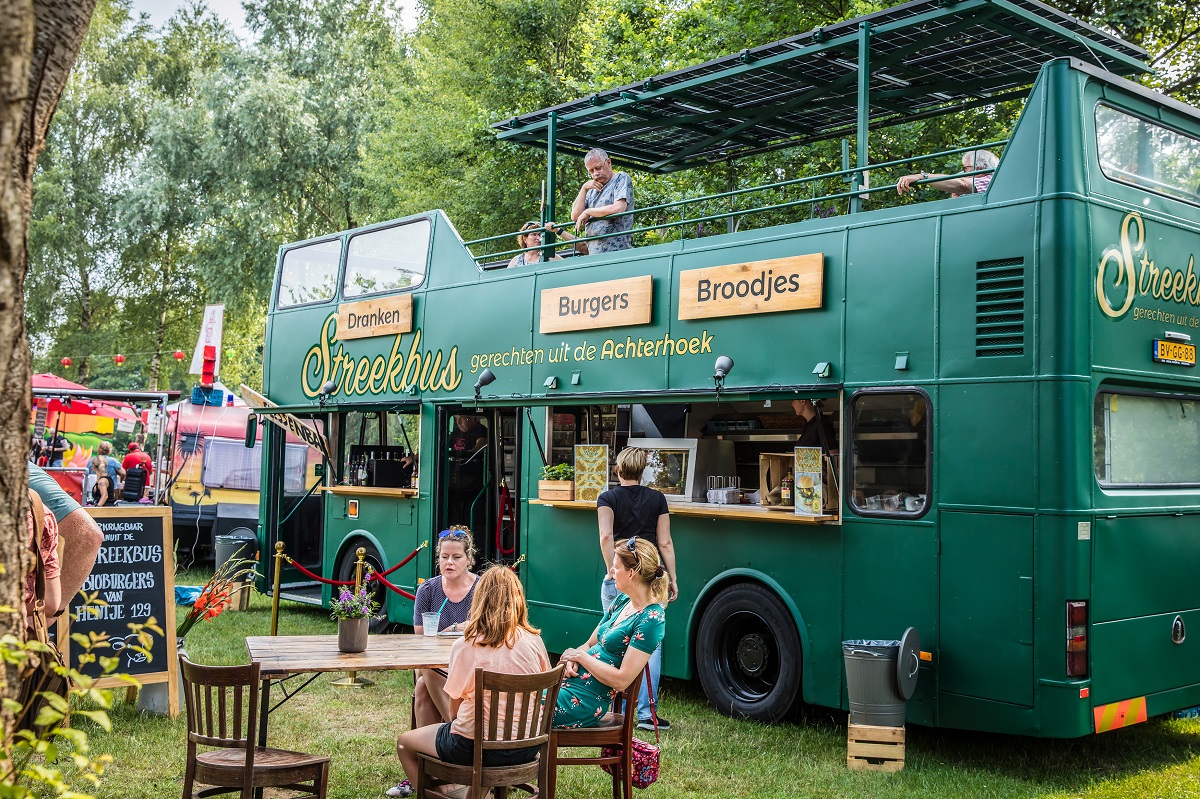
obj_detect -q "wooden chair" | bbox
[544,671,643,799]
[416,664,565,799]
[180,655,329,799]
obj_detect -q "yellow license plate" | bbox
[1153,339,1196,367]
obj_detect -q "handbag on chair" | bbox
[600,664,661,789]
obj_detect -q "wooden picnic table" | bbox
[246,633,456,748]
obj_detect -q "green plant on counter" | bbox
[540,463,575,481]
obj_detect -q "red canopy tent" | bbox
[31,373,139,420]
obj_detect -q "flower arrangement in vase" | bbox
[330,584,381,653]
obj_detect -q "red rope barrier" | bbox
[377,542,424,577]
[368,569,416,600]
[284,556,356,586]
[283,542,424,595]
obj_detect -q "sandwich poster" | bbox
[793,446,823,516]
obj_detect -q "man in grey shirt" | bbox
[570,148,634,253]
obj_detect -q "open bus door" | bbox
[435,405,521,568]
[260,418,326,605]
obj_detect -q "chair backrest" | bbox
[179,654,260,763]
[611,670,643,739]
[473,663,565,755]
[122,467,147,501]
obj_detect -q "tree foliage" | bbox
[25,0,1200,387]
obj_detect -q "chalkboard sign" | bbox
[59,507,178,713]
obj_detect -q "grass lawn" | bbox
[81,575,1200,799]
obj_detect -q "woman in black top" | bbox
[595,446,679,729]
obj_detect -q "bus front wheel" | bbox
[337,540,389,633]
[696,583,801,722]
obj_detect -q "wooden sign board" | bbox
[335,294,413,340]
[677,254,823,320]
[59,506,178,715]
[540,275,653,334]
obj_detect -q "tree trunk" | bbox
[0,0,96,755]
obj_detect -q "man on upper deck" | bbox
[896,149,998,198]
[570,148,635,253]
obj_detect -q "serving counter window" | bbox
[338,409,420,488]
[848,390,929,517]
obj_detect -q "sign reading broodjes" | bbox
[678,254,823,320]
[540,275,653,334]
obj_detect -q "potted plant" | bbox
[330,584,381,653]
[538,462,576,501]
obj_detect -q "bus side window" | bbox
[849,390,931,516]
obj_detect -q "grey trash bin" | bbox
[843,639,905,727]
[214,531,257,611]
[214,531,257,571]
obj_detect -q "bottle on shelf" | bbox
[781,468,795,507]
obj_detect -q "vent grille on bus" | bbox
[976,258,1026,357]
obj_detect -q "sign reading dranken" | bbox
[678,254,823,320]
[540,275,653,334]
[241,384,334,461]
[335,294,413,341]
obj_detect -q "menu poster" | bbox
[574,444,610,502]
[793,447,823,516]
[60,506,178,714]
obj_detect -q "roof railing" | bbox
[465,139,1007,264]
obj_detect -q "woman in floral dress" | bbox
[554,537,667,728]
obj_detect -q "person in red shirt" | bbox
[121,442,154,500]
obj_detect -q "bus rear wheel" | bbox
[337,540,389,634]
[696,583,801,722]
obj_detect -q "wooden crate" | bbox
[847,723,905,772]
[537,480,575,501]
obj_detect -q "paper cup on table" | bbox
[422,612,440,635]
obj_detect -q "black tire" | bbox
[337,540,390,634]
[696,582,802,722]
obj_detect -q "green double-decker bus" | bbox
[253,0,1200,736]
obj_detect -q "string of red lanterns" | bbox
[58,350,189,368]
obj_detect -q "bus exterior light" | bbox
[1067,600,1088,678]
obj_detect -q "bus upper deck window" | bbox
[848,390,931,517]
[343,219,431,298]
[1096,105,1200,205]
[277,239,341,308]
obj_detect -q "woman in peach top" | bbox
[390,566,550,798]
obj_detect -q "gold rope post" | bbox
[333,547,373,687]
[270,541,285,636]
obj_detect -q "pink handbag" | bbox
[601,665,661,789]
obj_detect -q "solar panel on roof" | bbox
[493,0,1148,172]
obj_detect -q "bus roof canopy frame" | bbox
[493,0,1149,174]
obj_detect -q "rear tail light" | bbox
[1067,600,1088,678]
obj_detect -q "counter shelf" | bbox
[527,498,837,524]
[319,485,419,499]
